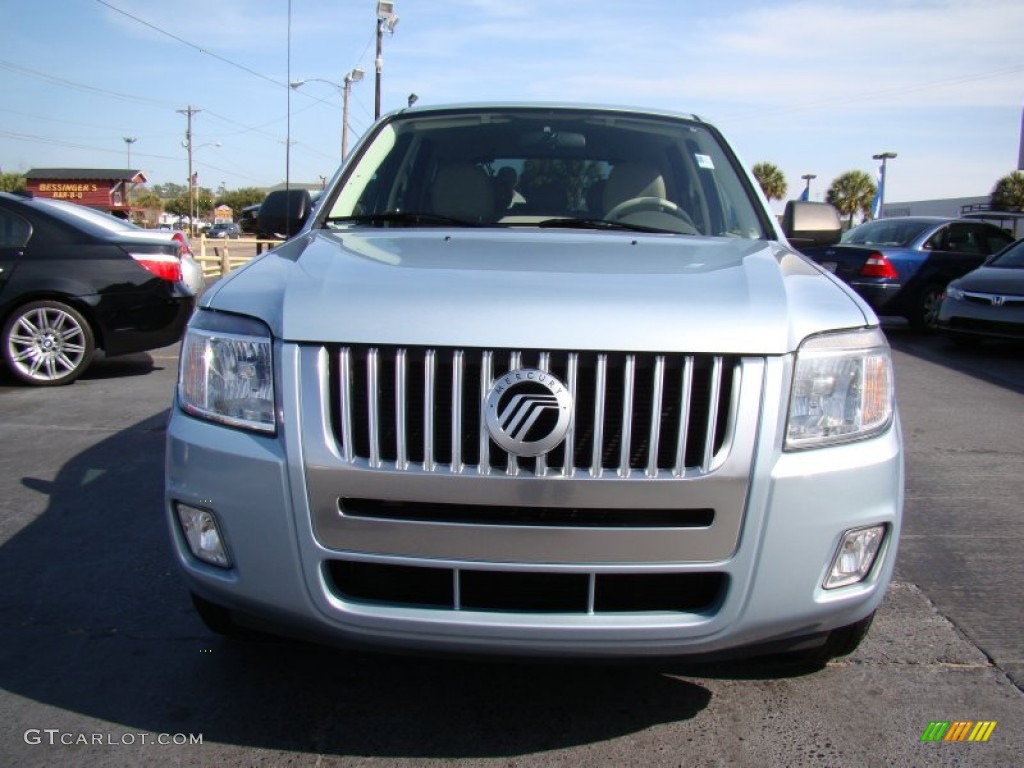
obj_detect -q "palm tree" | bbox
[826,171,876,228]
[751,162,788,202]
[991,171,1024,211]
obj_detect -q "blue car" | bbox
[801,217,1014,329]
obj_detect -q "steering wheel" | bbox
[605,196,697,232]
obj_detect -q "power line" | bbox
[0,58,173,108]
[93,0,286,89]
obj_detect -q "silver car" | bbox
[165,104,903,661]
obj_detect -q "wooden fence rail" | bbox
[196,236,282,279]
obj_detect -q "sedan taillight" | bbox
[859,252,899,279]
[131,252,183,282]
[171,231,193,258]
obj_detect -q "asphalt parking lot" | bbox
[0,336,1022,767]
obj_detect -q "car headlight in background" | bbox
[945,285,965,301]
[786,328,894,450]
[178,311,275,433]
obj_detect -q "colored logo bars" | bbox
[920,721,997,742]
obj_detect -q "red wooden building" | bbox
[25,168,148,218]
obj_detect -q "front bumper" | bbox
[165,346,903,659]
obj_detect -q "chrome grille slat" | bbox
[618,355,636,478]
[339,347,354,463]
[647,356,665,479]
[395,349,408,470]
[506,350,521,477]
[702,357,723,474]
[536,352,551,477]
[674,356,694,477]
[591,354,608,478]
[451,350,464,474]
[366,348,381,468]
[563,353,579,478]
[423,350,436,471]
[479,351,493,475]
[330,346,742,479]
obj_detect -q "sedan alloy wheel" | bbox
[2,300,96,385]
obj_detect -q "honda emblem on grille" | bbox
[484,368,573,456]
[990,295,1005,307]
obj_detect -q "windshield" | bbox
[321,107,768,239]
[840,219,932,247]
[990,238,1024,267]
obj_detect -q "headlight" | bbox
[946,285,964,301]
[785,328,894,450]
[178,311,275,433]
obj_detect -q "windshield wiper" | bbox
[535,217,680,234]
[325,212,481,228]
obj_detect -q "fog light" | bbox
[825,525,886,589]
[176,504,231,568]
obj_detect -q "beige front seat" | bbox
[431,163,495,223]
[602,162,667,213]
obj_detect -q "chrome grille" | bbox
[330,346,742,478]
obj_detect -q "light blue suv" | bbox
[165,104,902,661]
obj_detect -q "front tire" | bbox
[909,283,945,331]
[2,300,95,386]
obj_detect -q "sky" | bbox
[2,0,1023,209]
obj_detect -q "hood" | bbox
[954,265,1024,295]
[203,228,869,354]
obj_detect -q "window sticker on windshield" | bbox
[695,154,715,170]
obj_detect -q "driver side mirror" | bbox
[257,189,313,240]
[782,201,841,248]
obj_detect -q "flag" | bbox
[871,164,883,219]
[799,186,809,202]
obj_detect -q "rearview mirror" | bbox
[781,201,841,248]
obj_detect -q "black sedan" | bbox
[801,217,1014,329]
[0,192,199,385]
[938,238,1024,342]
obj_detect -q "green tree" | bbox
[164,193,191,218]
[133,192,164,227]
[153,182,187,199]
[0,172,27,193]
[826,170,876,228]
[215,187,267,216]
[991,171,1024,211]
[751,162,788,202]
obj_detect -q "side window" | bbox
[977,225,1013,255]
[944,223,981,254]
[0,208,32,248]
[923,226,948,251]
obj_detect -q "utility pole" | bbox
[177,106,201,236]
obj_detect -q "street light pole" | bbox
[800,173,816,201]
[291,70,363,162]
[123,137,137,214]
[872,152,897,217]
[342,68,364,160]
[375,1,398,119]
